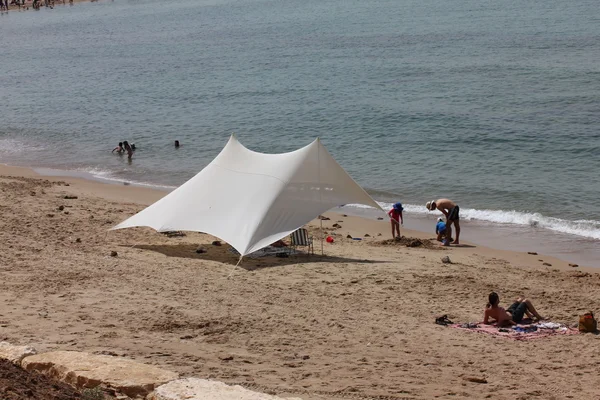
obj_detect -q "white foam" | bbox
[344,202,600,240]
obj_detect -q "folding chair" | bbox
[290,228,314,255]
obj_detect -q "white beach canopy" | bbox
[112,135,383,256]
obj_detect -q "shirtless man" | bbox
[426,198,460,245]
[483,292,544,326]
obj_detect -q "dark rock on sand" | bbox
[569,263,579,268]
[441,256,452,264]
[63,195,78,199]
[543,262,552,266]
[195,247,207,254]
[211,241,222,246]
[346,235,353,239]
[364,234,370,237]
[110,251,118,257]
[527,252,538,255]
[58,205,64,211]
[332,223,342,228]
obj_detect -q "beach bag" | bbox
[578,311,597,333]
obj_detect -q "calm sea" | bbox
[1,0,599,264]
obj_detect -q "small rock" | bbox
[75,238,81,243]
[110,251,118,257]
[346,235,353,239]
[377,233,382,236]
[527,252,538,255]
[538,259,543,262]
[47,213,55,218]
[211,241,222,246]
[301,355,310,360]
[364,233,370,237]
[318,215,330,220]
[377,217,383,220]
[543,262,552,266]
[332,223,342,228]
[342,214,348,217]
[64,183,70,186]
[58,205,65,211]
[441,256,452,264]
[464,376,487,384]
[569,263,579,268]
[195,247,206,254]
[218,354,233,361]
[30,191,36,196]
[64,211,70,215]
[63,195,78,199]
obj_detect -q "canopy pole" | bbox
[227,255,244,279]
[320,218,324,256]
[317,138,324,256]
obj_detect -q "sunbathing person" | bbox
[483,292,544,326]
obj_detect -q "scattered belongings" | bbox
[161,231,186,238]
[435,315,454,326]
[452,320,578,340]
[441,256,452,264]
[527,252,538,255]
[578,312,597,333]
[211,241,222,246]
[110,251,118,257]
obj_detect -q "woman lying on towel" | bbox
[484,292,544,326]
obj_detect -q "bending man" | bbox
[426,198,460,245]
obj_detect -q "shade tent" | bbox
[112,135,383,256]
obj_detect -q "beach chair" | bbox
[290,228,314,255]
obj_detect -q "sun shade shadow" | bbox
[127,243,389,270]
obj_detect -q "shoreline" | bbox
[0,163,596,270]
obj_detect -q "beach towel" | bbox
[451,321,579,341]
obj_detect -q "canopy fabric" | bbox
[112,135,383,256]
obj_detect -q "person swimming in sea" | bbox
[122,141,133,159]
[112,142,124,154]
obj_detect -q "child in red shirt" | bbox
[388,202,404,239]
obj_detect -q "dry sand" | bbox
[0,164,599,400]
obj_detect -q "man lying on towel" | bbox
[484,292,544,326]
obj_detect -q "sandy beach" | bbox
[1,164,599,400]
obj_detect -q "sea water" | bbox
[1,0,599,264]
